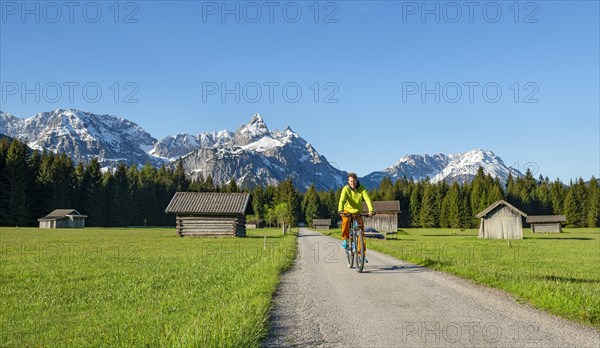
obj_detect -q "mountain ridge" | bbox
[0,108,160,167]
[0,109,523,189]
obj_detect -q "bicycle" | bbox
[341,213,374,273]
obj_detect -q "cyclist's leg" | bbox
[341,211,350,240]
[357,216,366,256]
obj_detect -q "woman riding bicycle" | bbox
[338,173,374,261]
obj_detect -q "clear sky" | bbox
[1,0,598,182]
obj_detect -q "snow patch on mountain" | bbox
[241,136,283,152]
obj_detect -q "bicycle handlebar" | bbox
[340,212,376,217]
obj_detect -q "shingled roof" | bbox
[476,200,527,219]
[362,200,401,213]
[165,192,251,215]
[526,215,566,223]
[38,209,86,221]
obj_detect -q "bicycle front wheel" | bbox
[355,231,365,273]
[346,238,354,268]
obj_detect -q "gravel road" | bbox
[263,228,600,347]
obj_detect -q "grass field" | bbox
[0,227,297,347]
[322,227,600,328]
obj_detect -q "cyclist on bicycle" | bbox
[338,173,374,261]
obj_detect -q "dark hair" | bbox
[347,173,358,180]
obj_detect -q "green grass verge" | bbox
[0,227,297,347]
[322,227,600,328]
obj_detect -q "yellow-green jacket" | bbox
[338,183,374,214]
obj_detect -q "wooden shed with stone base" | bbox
[527,215,566,233]
[165,192,251,237]
[476,200,527,239]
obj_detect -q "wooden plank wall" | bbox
[532,223,561,233]
[176,215,246,237]
[364,214,398,232]
[478,206,523,239]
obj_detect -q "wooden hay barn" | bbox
[476,200,527,239]
[38,209,87,229]
[165,192,251,237]
[313,219,331,230]
[527,215,566,233]
[245,219,264,229]
[362,201,401,233]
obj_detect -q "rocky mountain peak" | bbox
[233,113,271,146]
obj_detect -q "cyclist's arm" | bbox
[338,186,348,213]
[362,188,374,213]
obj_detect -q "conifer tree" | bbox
[548,179,565,215]
[303,184,320,226]
[469,167,488,225]
[82,158,103,226]
[586,177,600,227]
[26,150,45,225]
[379,176,394,201]
[251,185,265,221]
[563,179,587,227]
[419,182,438,228]
[276,177,301,226]
[409,183,422,227]
[173,159,190,192]
[204,174,215,192]
[2,140,29,225]
[441,182,461,228]
[324,189,338,220]
[226,178,239,193]
[459,184,473,228]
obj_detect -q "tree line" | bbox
[1,137,598,228]
[367,168,599,228]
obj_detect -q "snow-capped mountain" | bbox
[0,109,159,167]
[0,109,524,190]
[362,149,522,188]
[362,153,450,187]
[166,114,346,190]
[431,149,523,184]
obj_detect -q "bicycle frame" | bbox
[343,213,368,273]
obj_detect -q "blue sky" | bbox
[1,0,598,182]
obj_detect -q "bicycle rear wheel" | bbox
[355,231,365,273]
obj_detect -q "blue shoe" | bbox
[364,258,368,263]
[341,240,347,249]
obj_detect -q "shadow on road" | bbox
[361,264,430,274]
[297,233,330,238]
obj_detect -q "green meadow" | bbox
[2,225,598,347]
[322,227,600,328]
[0,227,296,347]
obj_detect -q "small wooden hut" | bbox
[38,209,87,229]
[165,192,251,237]
[362,201,401,233]
[526,215,566,233]
[313,219,331,230]
[476,200,527,239]
[245,219,264,229]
